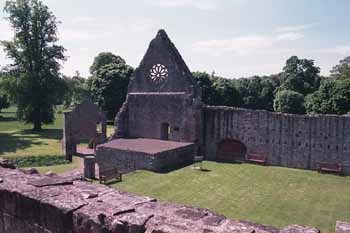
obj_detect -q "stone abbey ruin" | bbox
[1,30,350,233]
[92,29,350,175]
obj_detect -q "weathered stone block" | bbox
[84,156,95,179]
[336,221,350,233]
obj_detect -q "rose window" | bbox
[149,64,169,85]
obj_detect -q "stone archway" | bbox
[217,139,247,163]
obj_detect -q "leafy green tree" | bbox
[62,72,90,107]
[235,75,278,111]
[90,52,126,75]
[211,77,241,107]
[280,56,321,95]
[1,0,65,130]
[273,90,305,114]
[305,79,350,115]
[192,71,217,105]
[330,56,350,80]
[193,71,241,107]
[0,95,10,112]
[90,53,133,119]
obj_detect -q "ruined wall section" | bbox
[204,106,350,174]
[63,99,107,160]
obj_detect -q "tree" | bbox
[305,79,350,115]
[211,77,241,107]
[0,95,10,112]
[273,90,305,114]
[193,71,241,107]
[280,56,321,95]
[192,71,217,105]
[90,52,126,75]
[62,72,90,107]
[330,56,350,80]
[235,75,278,111]
[2,0,65,130]
[90,53,134,119]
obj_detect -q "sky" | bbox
[0,0,350,79]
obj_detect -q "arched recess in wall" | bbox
[217,139,247,163]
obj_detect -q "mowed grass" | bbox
[0,106,113,173]
[0,106,64,157]
[113,162,350,233]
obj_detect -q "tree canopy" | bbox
[305,79,350,115]
[273,90,305,114]
[330,56,350,80]
[89,53,134,119]
[280,56,321,95]
[1,0,65,130]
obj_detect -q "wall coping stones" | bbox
[205,105,350,119]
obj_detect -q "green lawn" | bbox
[0,106,113,173]
[113,162,350,233]
[0,106,64,157]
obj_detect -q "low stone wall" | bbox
[204,106,350,175]
[96,143,195,173]
[0,166,327,233]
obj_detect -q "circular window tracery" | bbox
[149,64,169,85]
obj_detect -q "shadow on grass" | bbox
[20,129,62,140]
[0,116,17,122]
[0,131,45,156]
[0,129,62,156]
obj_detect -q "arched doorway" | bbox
[217,139,247,163]
[160,123,170,140]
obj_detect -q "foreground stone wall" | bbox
[204,106,350,174]
[0,166,323,233]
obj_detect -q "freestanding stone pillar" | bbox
[84,156,95,179]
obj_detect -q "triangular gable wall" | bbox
[128,30,199,96]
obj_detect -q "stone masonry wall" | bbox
[96,143,195,173]
[0,166,324,233]
[118,93,202,144]
[204,106,350,175]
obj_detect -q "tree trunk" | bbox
[33,108,42,131]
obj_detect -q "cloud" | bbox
[128,18,160,33]
[192,35,274,56]
[59,29,112,41]
[277,32,304,41]
[315,46,350,55]
[145,0,219,10]
[275,23,318,33]
[72,17,96,24]
[0,19,13,40]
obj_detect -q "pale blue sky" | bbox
[0,0,350,78]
